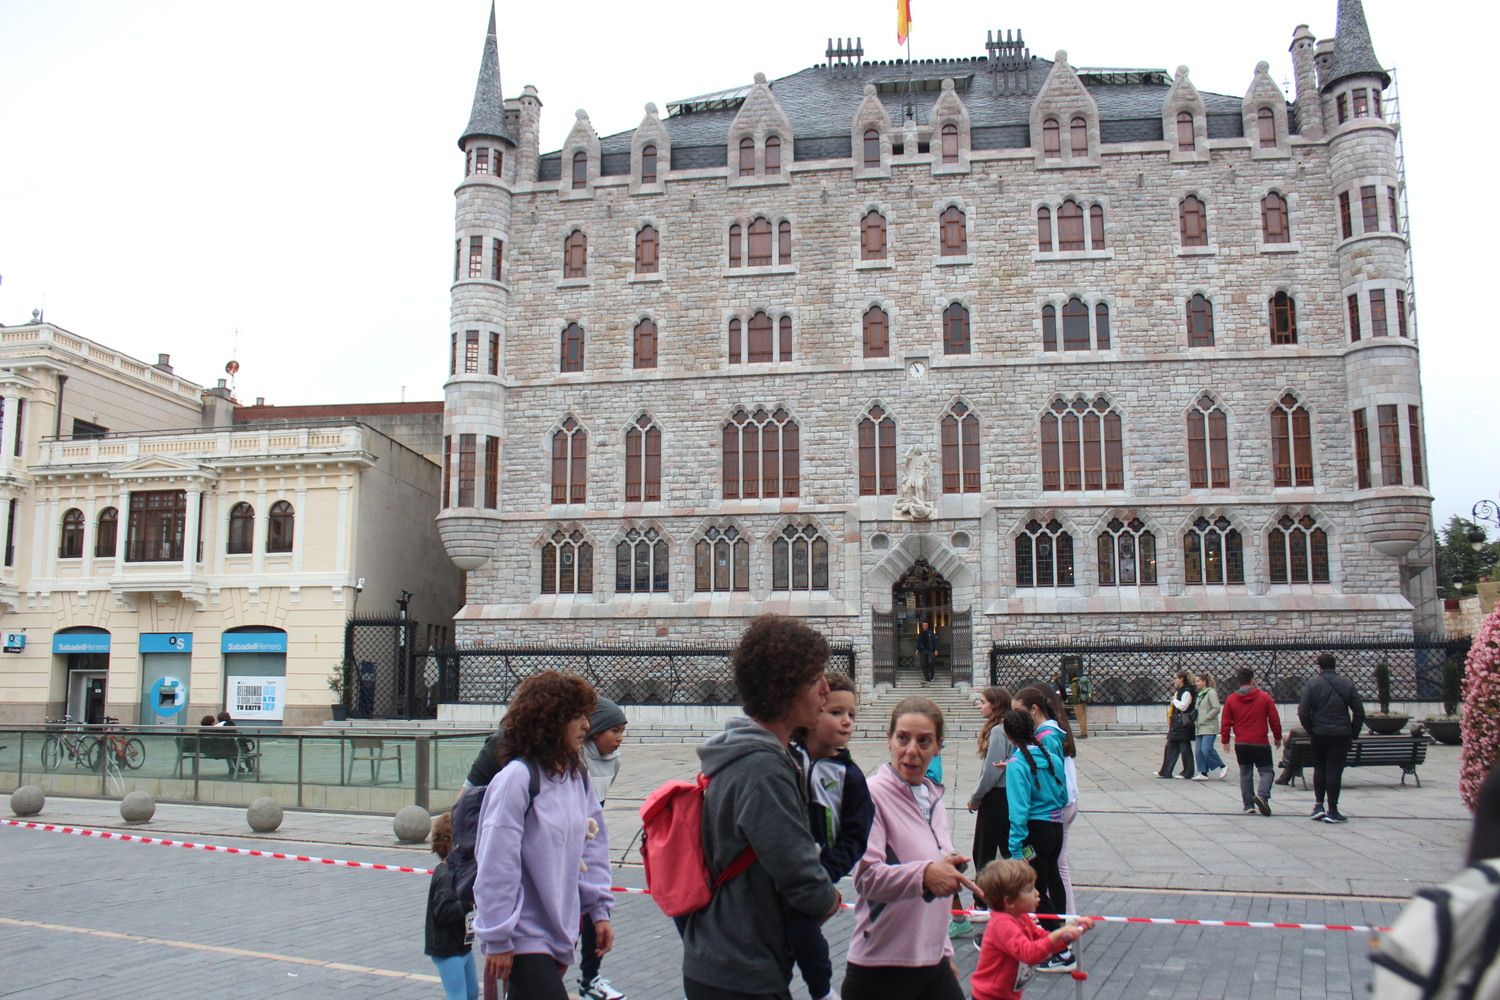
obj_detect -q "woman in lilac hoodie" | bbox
[844,696,981,1000]
[473,671,613,999]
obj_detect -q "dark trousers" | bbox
[787,912,833,998]
[1310,734,1352,811]
[843,960,965,1000]
[483,953,566,1000]
[1160,737,1195,778]
[1235,743,1274,809]
[578,915,602,985]
[970,787,1010,905]
[919,650,935,681]
[1024,819,1067,929]
[684,978,792,1000]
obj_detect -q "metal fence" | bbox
[344,614,427,719]
[427,643,857,706]
[989,634,1472,705]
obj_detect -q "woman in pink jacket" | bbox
[843,696,982,1000]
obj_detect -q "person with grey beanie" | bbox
[578,697,628,999]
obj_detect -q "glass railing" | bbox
[0,724,491,815]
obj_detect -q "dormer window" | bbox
[765,136,782,173]
[571,151,587,189]
[641,144,657,184]
[1257,108,1276,148]
[863,129,881,168]
[739,138,755,176]
[1070,117,1088,157]
[1176,112,1194,152]
[1042,118,1060,158]
[941,124,959,164]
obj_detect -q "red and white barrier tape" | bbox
[2,819,1392,933]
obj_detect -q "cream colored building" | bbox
[0,321,460,726]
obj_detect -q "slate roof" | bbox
[1322,0,1389,90]
[537,53,1249,178]
[460,3,515,149]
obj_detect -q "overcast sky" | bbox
[0,0,1493,531]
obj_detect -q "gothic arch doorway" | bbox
[872,559,969,686]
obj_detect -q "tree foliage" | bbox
[1436,516,1500,599]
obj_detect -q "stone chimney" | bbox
[154,353,173,374]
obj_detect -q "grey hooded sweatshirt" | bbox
[681,717,838,996]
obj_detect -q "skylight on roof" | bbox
[1076,68,1170,86]
[667,84,753,116]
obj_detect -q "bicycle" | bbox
[41,715,96,771]
[89,716,146,771]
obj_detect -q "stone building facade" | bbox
[438,1,1436,689]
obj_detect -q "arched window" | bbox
[694,525,748,592]
[747,311,774,363]
[1057,199,1084,252]
[1089,204,1106,249]
[624,414,662,503]
[738,137,755,176]
[1269,291,1297,345]
[634,225,659,274]
[940,401,980,494]
[95,507,118,558]
[563,229,587,278]
[943,302,970,355]
[779,316,793,361]
[723,407,799,499]
[940,123,959,164]
[571,151,588,189]
[1186,294,1215,347]
[1271,392,1314,487]
[541,528,593,594]
[560,322,585,372]
[728,223,742,268]
[226,502,254,555]
[863,128,881,168]
[747,217,772,267]
[1040,396,1124,492]
[1176,110,1195,151]
[633,319,657,370]
[1179,195,1208,247]
[615,526,668,593]
[1036,207,1053,252]
[59,508,84,559]
[1061,297,1090,351]
[1257,108,1277,148]
[1183,515,1244,585]
[861,210,887,260]
[551,416,587,504]
[1042,117,1061,157]
[1094,303,1112,350]
[727,318,742,364]
[858,405,897,496]
[773,524,829,591]
[640,144,657,184]
[1015,518,1074,588]
[862,306,889,358]
[764,135,781,172]
[939,206,967,256]
[267,501,294,553]
[1187,394,1230,489]
[1261,192,1290,244]
[1098,517,1157,587]
[1268,514,1330,584]
[777,220,792,265]
[1041,305,1058,352]
[1070,117,1088,157]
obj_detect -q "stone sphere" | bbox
[246,797,283,833]
[393,804,432,843]
[10,785,45,816]
[119,791,155,823]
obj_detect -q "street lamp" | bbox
[1471,499,1499,551]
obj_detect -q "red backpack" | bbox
[638,773,756,917]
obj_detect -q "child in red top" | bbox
[970,859,1093,1000]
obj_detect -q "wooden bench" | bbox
[176,734,262,780]
[1279,732,1428,788]
[347,736,402,784]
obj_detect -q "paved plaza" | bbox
[1,732,1475,999]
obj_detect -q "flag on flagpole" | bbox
[897,0,912,44]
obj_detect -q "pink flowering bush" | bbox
[1460,604,1500,811]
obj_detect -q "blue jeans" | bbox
[1195,734,1225,772]
[431,952,478,1000]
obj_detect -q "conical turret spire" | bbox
[459,2,515,149]
[1322,0,1389,91]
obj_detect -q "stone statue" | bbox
[893,444,935,520]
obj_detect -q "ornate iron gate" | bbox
[343,615,421,719]
[949,610,972,686]
[872,610,896,686]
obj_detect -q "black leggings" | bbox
[971,787,1009,904]
[843,960,965,1000]
[484,953,566,1000]
[1024,819,1067,930]
[683,977,792,1000]
[1310,734,1352,811]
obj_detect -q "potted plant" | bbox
[1424,659,1463,745]
[328,659,354,721]
[1365,661,1410,735]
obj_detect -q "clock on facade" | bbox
[906,360,927,380]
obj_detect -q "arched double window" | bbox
[723,407,798,499]
[59,508,84,559]
[695,525,748,592]
[1040,396,1123,492]
[1015,518,1074,588]
[1097,517,1157,587]
[616,526,668,593]
[940,401,979,494]
[857,405,897,496]
[1183,515,1244,585]
[1042,297,1110,352]
[1186,394,1230,490]
[541,528,593,594]
[95,507,118,558]
[1271,393,1314,487]
[227,502,255,554]
[624,414,662,503]
[773,524,829,591]
[551,416,587,504]
[267,501,294,553]
[1268,514,1330,584]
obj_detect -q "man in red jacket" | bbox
[1220,667,1283,817]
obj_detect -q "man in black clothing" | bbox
[916,620,938,683]
[1296,652,1366,824]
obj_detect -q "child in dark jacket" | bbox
[425,812,478,1000]
[789,674,874,1000]
[970,859,1092,1000]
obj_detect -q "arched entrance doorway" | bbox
[873,558,970,685]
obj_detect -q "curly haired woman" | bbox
[473,670,613,1000]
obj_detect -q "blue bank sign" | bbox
[53,633,111,655]
[140,633,193,654]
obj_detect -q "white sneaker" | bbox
[1190,773,1209,781]
[1216,767,1229,780]
[580,976,626,1000]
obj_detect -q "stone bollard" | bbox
[10,785,45,817]
[246,796,284,833]
[393,804,432,844]
[120,791,156,823]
